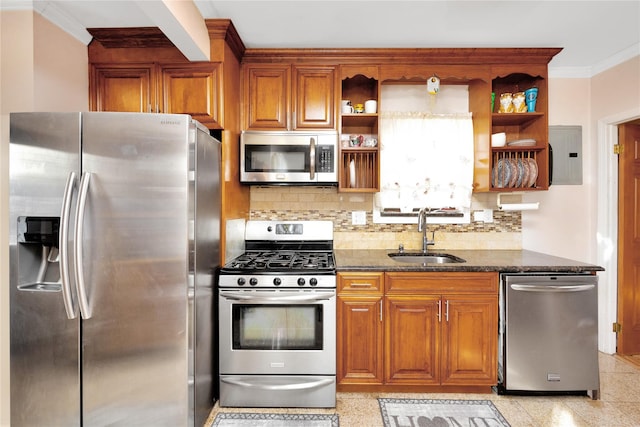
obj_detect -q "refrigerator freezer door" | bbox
[79,113,191,425]
[9,112,82,427]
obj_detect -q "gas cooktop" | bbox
[222,250,335,272]
[218,220,336,288]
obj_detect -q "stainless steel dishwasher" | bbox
[498,273,600,399]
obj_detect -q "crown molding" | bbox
[2,0,93,45]
[549,43,640,79]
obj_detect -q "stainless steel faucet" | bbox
[418,207,435,253]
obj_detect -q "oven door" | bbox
[219,288,336,375]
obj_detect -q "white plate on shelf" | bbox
[349,160,356,188]
[507,138,537,147]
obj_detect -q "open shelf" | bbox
[490,70,549,191]
[339,70,380,192]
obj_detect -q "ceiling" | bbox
[6,1,640,77]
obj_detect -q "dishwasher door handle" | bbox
[510,283,595,293]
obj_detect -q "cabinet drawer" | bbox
[338,272,384,294]
[385,272,498,294]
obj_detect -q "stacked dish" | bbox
[506,138,536,147]
[491,158,538,188]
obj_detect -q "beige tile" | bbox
[565,399,640,427]
[514,398,592,427]
[336,397,383,427]
[205,353,640,427]
[490,399,537,427]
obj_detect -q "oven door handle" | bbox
[221,377,334,391]
[219,291,334,303]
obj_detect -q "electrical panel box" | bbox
[550,126,582,185]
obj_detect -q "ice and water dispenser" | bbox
[16,216,62,292]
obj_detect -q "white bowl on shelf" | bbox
[491,132,506,147]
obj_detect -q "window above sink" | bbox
[373,84,473,225]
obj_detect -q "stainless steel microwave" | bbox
[240,131,338,185]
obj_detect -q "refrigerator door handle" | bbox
[73,172,92,319]
[59,171,78,319]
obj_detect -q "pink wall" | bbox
[1,10,88,426]
[33,12,88,110]
[592,56,640,121]
[522,78,594,260]
[523,57,640,264]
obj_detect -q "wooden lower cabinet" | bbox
[441,296,498,385]
[385,295,440,384]
[386,294,498,385]
[338,271,498,390]
[337,295,384,384]
[337,272,384,385]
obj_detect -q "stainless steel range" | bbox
[218,220,336,408]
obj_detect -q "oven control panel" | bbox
[218,274,336,288]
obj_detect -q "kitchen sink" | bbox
[388,252,466,264]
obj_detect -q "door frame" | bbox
[597,106,640,354]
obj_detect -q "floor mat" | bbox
[211,412,339,427]
[378,398,510,427]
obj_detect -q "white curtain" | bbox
[377,111,474,212]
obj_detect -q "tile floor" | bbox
[205,353,640,427]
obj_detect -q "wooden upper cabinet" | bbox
[90,62,223,129]
[244,64,290,130]
[243,63,336,131]
[293,66,336,129]
[160,63,222,129]
[91,64,155,113]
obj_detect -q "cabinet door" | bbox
[337,296,384,385]
[293,66,336,130]
[385,295,440,384]
[90,64,155,113]
[160,63,222,129]
[441,296,498,385]
[244,65,290,130]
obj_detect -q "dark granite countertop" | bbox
[335,249,605,273]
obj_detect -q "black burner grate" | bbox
[223,251,335,272]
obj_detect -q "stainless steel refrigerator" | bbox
[9,112,220,426]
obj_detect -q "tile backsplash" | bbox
[249,186,522,250]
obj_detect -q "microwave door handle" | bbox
[309,137,316,180]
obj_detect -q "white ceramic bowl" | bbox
[491,132,506,147]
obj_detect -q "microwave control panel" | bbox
[317,146,334,172]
